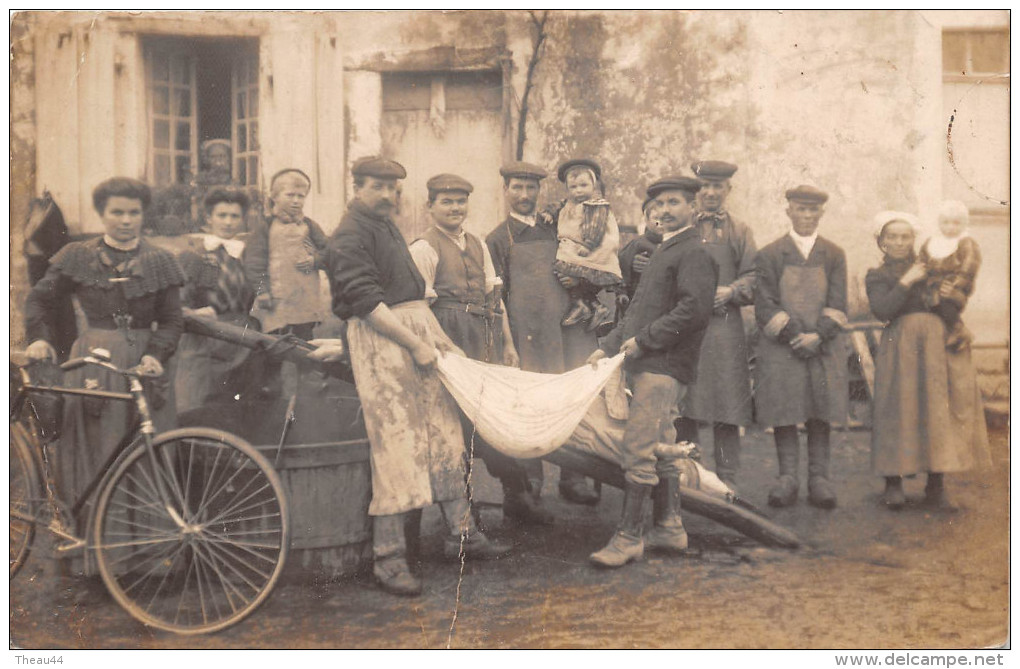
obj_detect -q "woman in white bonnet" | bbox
[865,210,990,510]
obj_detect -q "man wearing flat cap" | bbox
[407,174,545,526]
[586,176,717,568]
[754,184,848,509]
[486,161,602,510]
[674,160,758,490]
[325,156,510,597]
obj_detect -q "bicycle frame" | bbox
[11,363,183,539]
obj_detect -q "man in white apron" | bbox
[675,161,758,490]
[485,161,601,511]
[326,156,510,597]
[754,185,849,509]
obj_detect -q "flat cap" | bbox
[351,155,407,180]
[785,184,828,204]
[557,158,602,183]
[641,196,656,214]
[646,176,703,199]
[691,160,738,182]
[499,161,548,181]
[426,173,473,194]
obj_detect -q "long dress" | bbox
[174,234,257,414]
[866,259,992,476]
[24,237,184,557]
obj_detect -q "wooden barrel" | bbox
[178,373,373,579]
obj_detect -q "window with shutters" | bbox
[143,37,260,188]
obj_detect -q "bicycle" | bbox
[10,348,290,635]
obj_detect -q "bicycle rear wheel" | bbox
[93,428,289,635]
[10,422,40,579]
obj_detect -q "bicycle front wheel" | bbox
[93,428,289,635]
[10,421,40,579]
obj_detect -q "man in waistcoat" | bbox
[409,173,554,525]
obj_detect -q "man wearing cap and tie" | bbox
[674,160,758,490]
[585,176,717,568]
[407,174,553,526]
[325,156,511,597]
[754,185,848,509]
[486,161,602,508]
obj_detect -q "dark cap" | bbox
[426,173,473,195]
[785,184,829,204]
[641,196,656,214]
[646,176,702,200]
[351,155,407,180]
[557,158,602,183]
[691,160,738,182]
[499,161,548,181]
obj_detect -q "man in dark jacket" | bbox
[585,176,717,568]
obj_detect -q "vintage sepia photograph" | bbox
[8,9,1010,653]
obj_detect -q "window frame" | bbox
[942,27,1010,84]
[144,43,199,187]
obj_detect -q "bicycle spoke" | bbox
[192,544,225,622]
[191,540,244,613]
[98,536,180,551]
[192,454,260,520]
[119,541,188,594]
[174,549,198,628]
[201,534,280,565]
[202,480,274,527]
[203,499,281,528]
[103,538,181,569]
[197,537,267,592]
[193,444,228,518]
[182,439,197,518]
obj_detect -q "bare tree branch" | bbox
[516,10,549,160]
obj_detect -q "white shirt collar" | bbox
[660,224,693,243]
[203,234,245,259]
[102,234,140,252]
[789,230,818,260]
[433,225,468,250]
[509,211,537,227]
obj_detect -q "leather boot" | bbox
[674,416,700,445]
[883,476,905,510]
[503,486,555,525]
[559,469,601,505]
[924,473,958,511]
[441,498,513,561]
[590,482,651,568]
[644,473,688,554]
[403,508,424,570]
[562,300,592,327]
[373,514,422,597]
[768,426,800,507]
[713,423,741,490]
[806,420,837,509]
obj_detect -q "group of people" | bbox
[23,152,991,597]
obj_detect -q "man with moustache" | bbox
[585,176,717,568]
[325,157,510,597]
[674,161,758,490]
[754,185,848,509]
[407,174,552,525]
[486,161,601,508]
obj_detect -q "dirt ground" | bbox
[10,426,1009,649]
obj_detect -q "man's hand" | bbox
[26,339,56,363]
[307,338,346,362]
[585,348,608,369]
[502,343,520,368]
[136,355,165,377]
[411,343,439,368]
[790,332,822,358]
[938,280,957,298]
[435,337,465,359]
[714,285,734,310]
[255,293,275,311]
[295,256,315,273]
[557,274,578,290]
[620,337,643,359]
[183,306,217,319]
[631,253,650,274]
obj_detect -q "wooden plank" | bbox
[851,330,876,401]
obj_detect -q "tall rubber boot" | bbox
[768,426,800,507]
[589,482,652,568]
[373,514,422,596]
[644,473,688,554]
[806,419,837,509]
[440,498,512,561]
[713,422,741,489]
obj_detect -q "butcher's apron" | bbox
[507,239,596,374]
[755,265,848,427]
[683,229,753,425]
[346,301,468,516]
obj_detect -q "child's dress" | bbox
[552,199,623,287]
[918,235,981,317]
